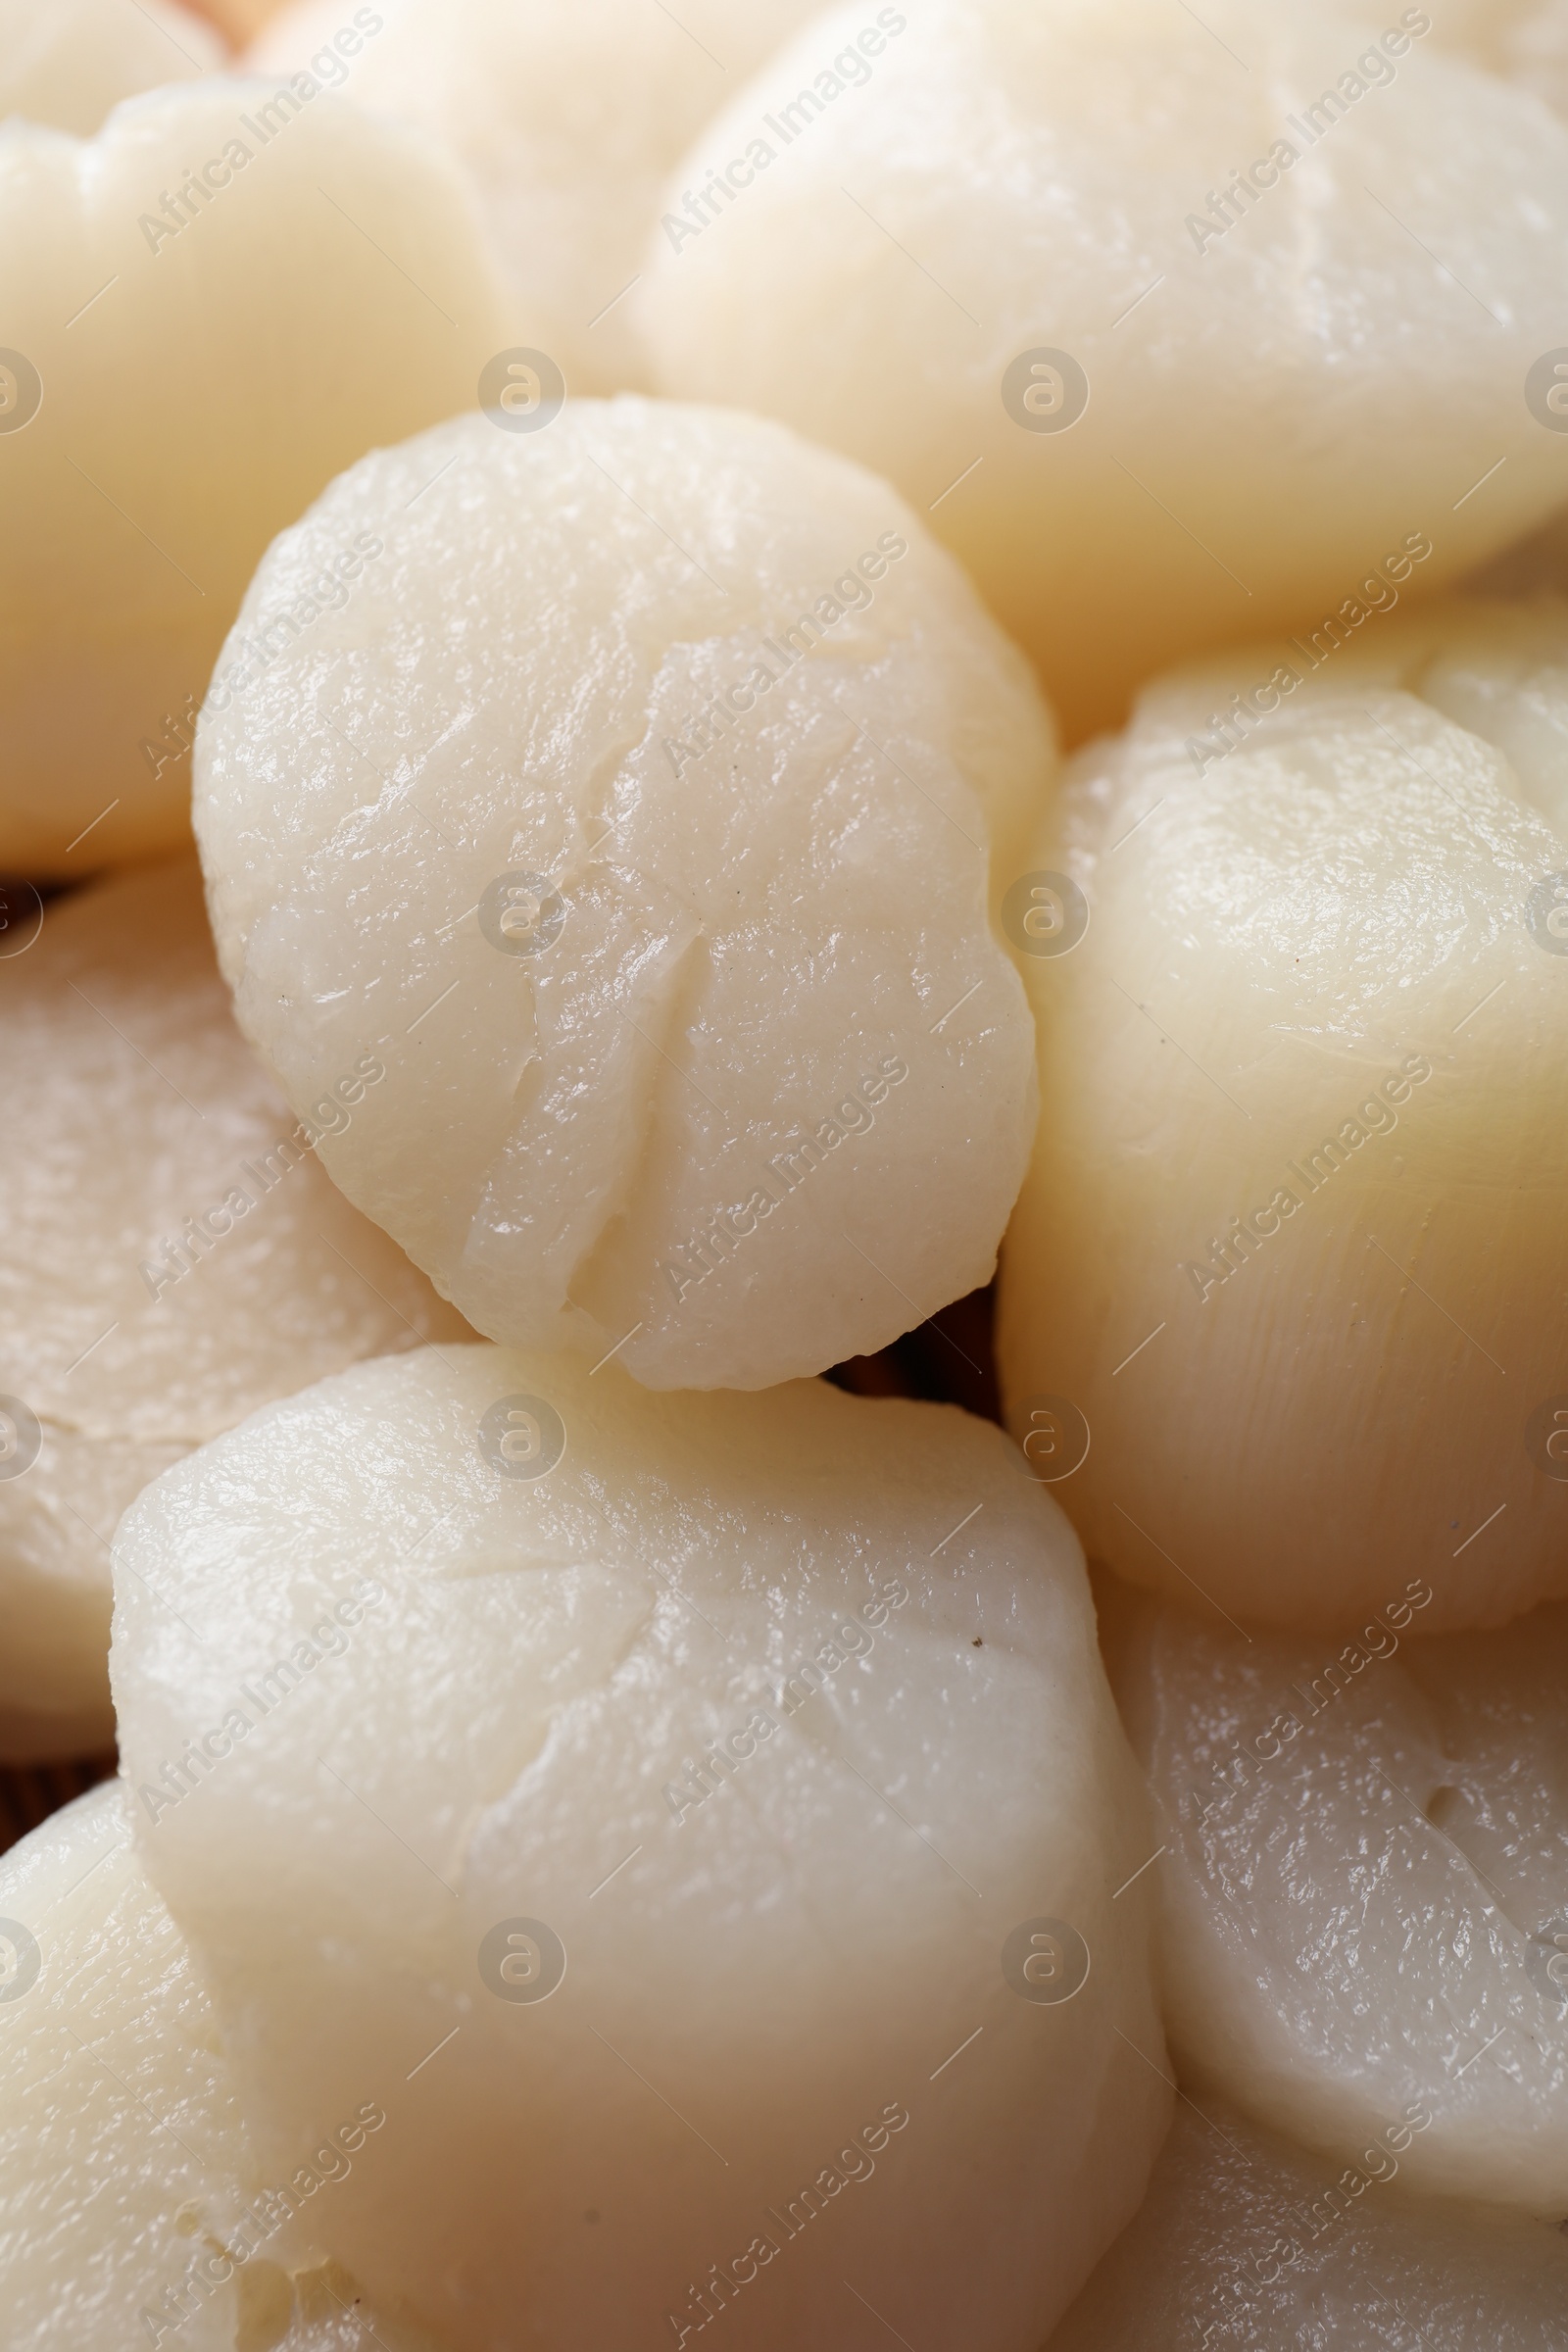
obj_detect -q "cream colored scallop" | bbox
[0,0,220,134]
[111,1343,1168,2350]
[0,1781,435,2351]
[636,0,1568,742]
[997,598,1568,1635]
[249,0,825,392]
[193,399,1048,1390]
[0,861,467,1758]
[1101,1581,1568,2211]
[1048,2096,1568,2350]
[0,76,510,876]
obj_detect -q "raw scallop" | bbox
[0,1781,426,2350]
[636,0,1568,738]
[998,598,1568,1634]
[112,1342,1168,2350]
[194,399,1049,1389]
[1048,2096,1568,2350]
[0,861,466,1757]
[1102,1578,1568,2211]
[0,75,510,873]
[249,0,825,390]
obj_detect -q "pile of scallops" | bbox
[5,1,1568,2345]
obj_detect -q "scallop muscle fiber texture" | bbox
[1105,1586,1568,2212]
[0,76,511,876]
[998,598,1568,1635]
[0,861,467,1759]
[111,1344,1169,2351]
[0,1784,427,2351]
[1047,2097,1568,2350]
[194,398,1049,1390]
[636,0,1568,741]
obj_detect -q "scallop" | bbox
[635,0,1568,739]
[0,74,510,874]
[248,0,825,391]
[111,1342,1168,2350]
[1100,1576,1568,2211]
[193,398,1049,1389]
[1049,2094,1568,2350]
[0,1781,420,2350]
[998,597,1568,1634]
[0,861,466,1757]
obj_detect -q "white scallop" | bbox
[0,1781,432,2351]
[193,398,1049,1390]
[1102,1577,1568,2211]
[1048,2095,1568,2350]
[111,1342,1169,2350]
[249,0,826,392]
[0,861,467,1757]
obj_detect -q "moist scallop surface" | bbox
[1102,1579,1568,2212]
[111,1343,1169,2351]
[0,76,511,875]
[1046,2096,1568,2350]
[0,861,468,1760]
[998,598,1568,1635]
[194,398,1049,1390]
[636,0,1568,740]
